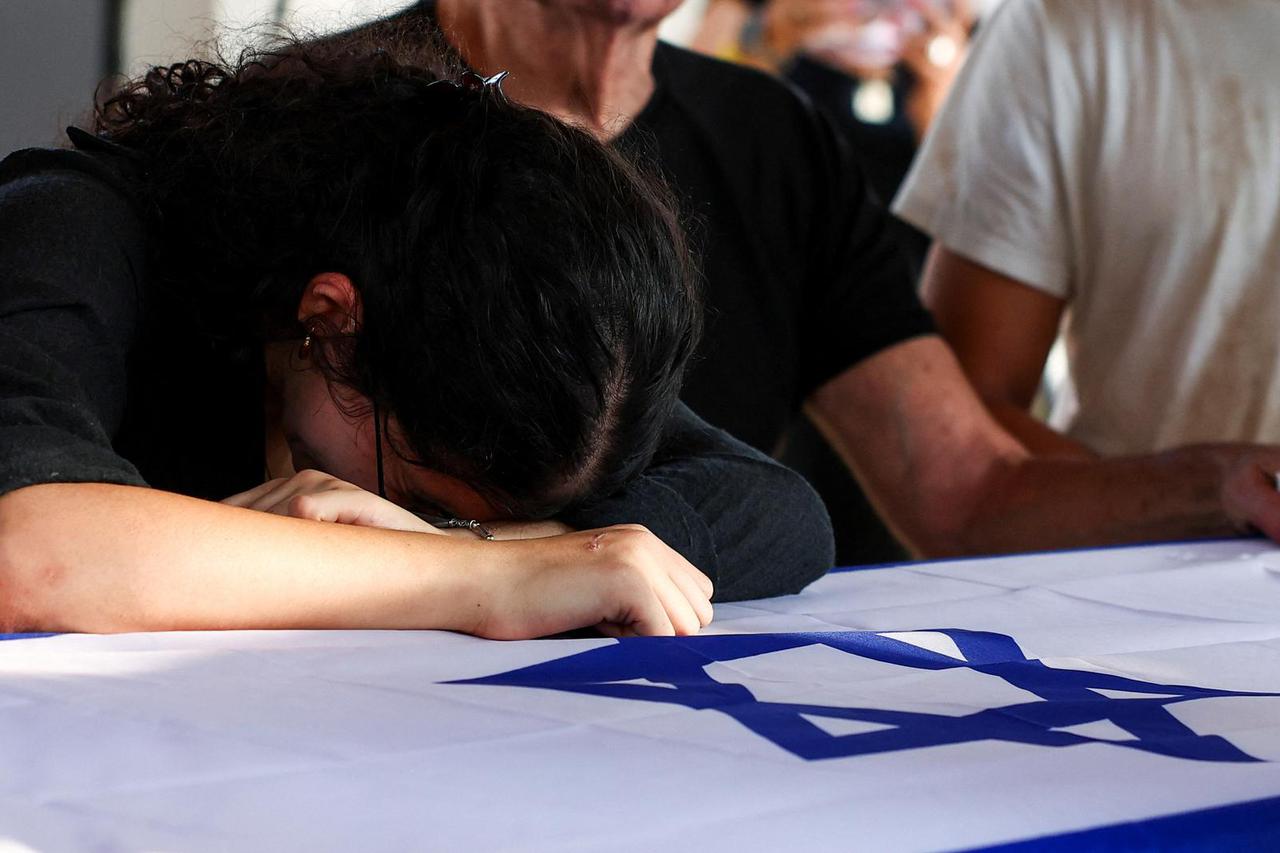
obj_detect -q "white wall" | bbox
[120,0,218,72]
[282,0,418,34]
[119,0,417,72]
[0,0,108,155]
[658,0,708,47]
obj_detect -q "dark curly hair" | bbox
[92,29,700,518]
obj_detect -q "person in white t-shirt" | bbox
[894,0,1280,458]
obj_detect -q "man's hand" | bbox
[478,525,715,640]
[1220,453,1280,541]
[222,470,443,534]
[807,336,1280,555]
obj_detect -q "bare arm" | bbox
[920,245,1092,459]
[0,482,712,638]
[807,336,1280,557]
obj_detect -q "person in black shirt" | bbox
[0,41,835,636]
[350,0,1280,556]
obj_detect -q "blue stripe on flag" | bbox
[0,633,57,641]
[972,793,1280,851]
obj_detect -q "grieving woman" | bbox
[0,40,833,638]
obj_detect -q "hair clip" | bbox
[458,70,510,99]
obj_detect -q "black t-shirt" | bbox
[623,43,935,452]
[394,2,934,454]
[783,55,931,272]
[635,46,938,566]
[0,134,835,600]
[0,134,271,501]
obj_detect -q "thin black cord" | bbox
[373,401,387,499]
[371,400,493,539]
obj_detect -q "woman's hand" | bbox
[225,476,715,639]
[222,469,443,534]
[480,525,715,639]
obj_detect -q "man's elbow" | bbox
[896,457,1030,559]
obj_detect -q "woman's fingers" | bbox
[653,574,704,636]
[481,525,717,640]
[232,470,335,514]
[624,525,712,600]
[618,595,678,637]
[258,475,337,515]
[221,470,438,533]
[602,530,711,636]
[286,489,442,534]
[253,481,314,514]
[601,574,709,637]
[669,566,715,629]
[220,477,290,507]
[684,561,714,600]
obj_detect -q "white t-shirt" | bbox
[893,0,1280,455]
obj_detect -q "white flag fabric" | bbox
[2,538,1280,851]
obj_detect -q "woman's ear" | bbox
[297,273,362,332]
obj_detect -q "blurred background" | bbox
[0,0,716,156]
[3,2,400,155]
[0,0,1000,156]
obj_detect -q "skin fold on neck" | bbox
[434,0,670,140]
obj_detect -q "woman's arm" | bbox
[561,403,836,601]
[0,482,710,637]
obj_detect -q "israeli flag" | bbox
[2,539,1279,851]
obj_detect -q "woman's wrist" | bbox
[411,535,508,636]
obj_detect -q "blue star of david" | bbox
[450,630,1280,763]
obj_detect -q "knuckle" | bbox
[287,493,320,518]
[295,468,329,485]
[616,543,664,577]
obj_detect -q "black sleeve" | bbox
[560,403,835,601]
[0,159,149,497]
[797,104,936,397]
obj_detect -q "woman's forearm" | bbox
[0,483,493,634]
[0,482,715,638]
